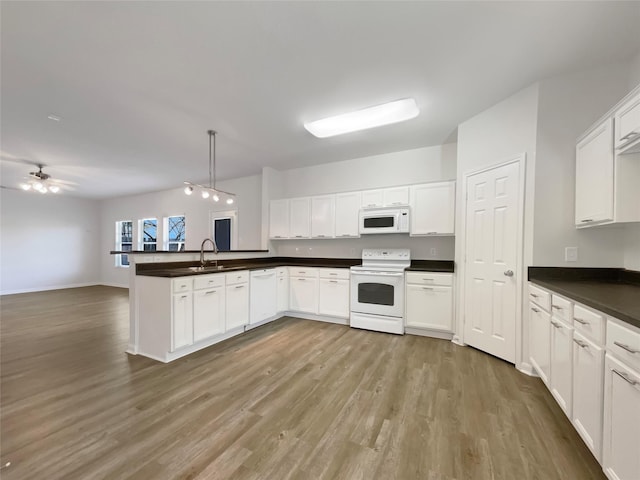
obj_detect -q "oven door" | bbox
[359,212,399,234]
[350,270,405,317]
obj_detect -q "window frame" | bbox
[138,218,158,252]
[164,215,186,252]
[115,220,133,267]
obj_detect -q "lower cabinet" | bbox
[276,268,289,313]
[404,272,453,332]
[193,287,226,342]
[226,283,249,330]
[529,301,551,385]
[172,292,193,351]
[318,278,349,318]
[550,317,574,417]
[289,277,318,313]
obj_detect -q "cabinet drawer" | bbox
[226,270,249,285]
[172,277,193,293]
[194,274,225,290]
[528,284,551,311]
[551,294,572,323]
[289,267,319,278]
[319,268,349,280]
[573,304,605,345]
[276,267,288,278]
[406,272,453,286]
[607,319,640,371]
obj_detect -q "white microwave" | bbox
[359,207,410,234]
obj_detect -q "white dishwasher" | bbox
[249,269,278,325]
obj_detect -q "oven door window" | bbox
[363,216,395,228]
[358,283,395,306]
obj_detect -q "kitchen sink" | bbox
[187,265,230,272]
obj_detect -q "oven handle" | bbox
[351,271,404,277]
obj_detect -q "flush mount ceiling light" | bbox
[303,98,419,138]
[183,130,235,204]
[19,165,62,194]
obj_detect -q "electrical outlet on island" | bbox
[565,247,578,262]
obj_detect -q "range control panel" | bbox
[362,248,411,261]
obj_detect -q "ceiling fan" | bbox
[19,164,74,194]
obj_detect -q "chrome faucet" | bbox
[200,237,219,268]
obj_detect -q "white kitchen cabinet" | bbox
[383,186,409,206]
[276,267,289,313]
[269,199,290,239]
[172,292,193,351]
[575,118,614,226]
[334,192,361,238]
[361,189,384,208]
[289,271,318,314]
[289,197,311,238]
[193,287,225,342]
[405,284,453,331]
[409,181,455,236]
[529,301,551,386]
[225,282,249,331]
[311,195,335,238]
[602,354,640,480]
[614,88,640,153]
[250,269,277,324]
[318,278,349,318]
[550,317,574,417]
[572,332,604,462]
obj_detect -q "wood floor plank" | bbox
[0,286,605,479]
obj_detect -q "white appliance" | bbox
[359,207,410,234]
[350,248,410,334]
[249,269,277,324]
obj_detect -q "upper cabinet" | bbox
[361,189,384,208]
[335,192,361,238]
[575,118,614,226]
[311,195,335,238]
[269,199,290,239]
[410,181,455,236]
[289,197,311,238]
[361,186,409,208]
[614,90,640,154]
[575,84,640,228]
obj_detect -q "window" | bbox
[212,210,237,251]
[115,220,133,267]
[165,215,186,251]
[138,218,157,251]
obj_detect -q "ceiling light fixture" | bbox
[47,114,62,122]
[183,130,236,203]
[19,165,62,194]
[304,98,419,138]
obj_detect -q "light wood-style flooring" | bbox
[1,286,604,479]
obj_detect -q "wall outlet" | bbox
[430,248,437,257]
[565,247,578,262]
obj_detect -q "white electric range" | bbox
[349,248,410,335]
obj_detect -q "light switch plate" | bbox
[565,247,578,262]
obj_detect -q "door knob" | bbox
[504,270,514,277]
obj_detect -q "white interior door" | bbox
[463,160,521,363]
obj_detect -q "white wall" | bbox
[0,189,101,294]
[629,51,640,89]
[624,51,640,270]
[100,174,263,287]
[534,61,630,267]
[267,144,457,259]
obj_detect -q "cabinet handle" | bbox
[530,293,538,298]
[295,235,304,238]
[422,278,434,282]
[298,278,306,281]
[422,287,434,290]
[235,285,244,289]
[614,341,639,354]
[612,369,639,386]
[181,295,188,299]
[317,235,325,238]
[581,219,593,223]
[531,307,540,313]
[620,131,639,141]
[426,232,438,235]
[274,236,282,238]
[392,202,403,205]
[573,338,589,349]
[551,305,562,310]
[550,321,562,329]
[338,234,352,237]
[205,290,216,295]
[366,204,376,207]
[329,273,338,275]
[329,280,338,283]
[573,317,589,325]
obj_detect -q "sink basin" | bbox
[188,265,228,272]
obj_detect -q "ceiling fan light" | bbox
[226,198,234,205]
[49,185,60,193]
[33,182,44,191]
[20,183,31,191]
[304,98,419,138]
[184,186,194,195]
[212,194,219,202]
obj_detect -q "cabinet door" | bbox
[405,284,453,331]
[226,283,249,330]
[335,192,361,238]
[193,288,225,342]
[277,275,289,313]
[529,302,551,386]
[383,186,409,206]
[550,318,574,417]
[311,195,336,238]
[572,333,604,462]
[269,199,290,239]
[361,189,384,208]
[318,278,349,318]
[575,118,614,226]
[289,277,318,314]
[172,292,193,351]
[289,197,311,238]
[603,354,640,480]
[614,91,640,150]
[410,182,455,235]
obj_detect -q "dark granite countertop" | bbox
[111,249,268,254]
[136,257,455,278]
[528,267,640,329]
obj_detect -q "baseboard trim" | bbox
[100,282,129,289]
[451,334,465,346]
[517,362,537,377]
[0,282,101,296]
[405,327,454,340]
[285,311,349,326]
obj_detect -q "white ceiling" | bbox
[1,1,639,199]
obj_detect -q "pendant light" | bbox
[183,130,235,204]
